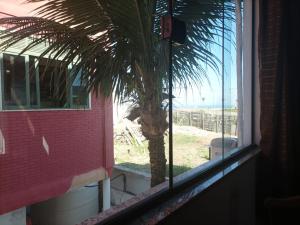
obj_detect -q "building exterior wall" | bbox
[0,95,114,215]
[0,0,114,215]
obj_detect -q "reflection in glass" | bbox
[38,59,67,108]
[3,54,27,108]
[71,70,89,108]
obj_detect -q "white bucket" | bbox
[209,137,238,160]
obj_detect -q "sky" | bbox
[174,20,238,109]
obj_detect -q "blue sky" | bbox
[174,18,238,109]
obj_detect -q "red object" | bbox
[0,95,114,214]
[161,15,173,39]
[160,15,186,45]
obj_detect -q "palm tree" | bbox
[0,0,234,187]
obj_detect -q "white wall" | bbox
[0,207,26,225]
[31,185,99,225]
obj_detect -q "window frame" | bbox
[0,0,257,223]
[0,51,91,111]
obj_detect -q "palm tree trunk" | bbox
[139,96,168,187]
[148,134,166,186]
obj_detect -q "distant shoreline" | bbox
[174,105,237,110]
[174,107,237,111]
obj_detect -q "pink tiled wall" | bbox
[0,95,114,214]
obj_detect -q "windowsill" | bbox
[80,145,260,225]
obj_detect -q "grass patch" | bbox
[114,132,211,176]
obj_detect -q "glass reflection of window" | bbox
[1,55,90,110]
[71,69,89,108]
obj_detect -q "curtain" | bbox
[258,0,300,201]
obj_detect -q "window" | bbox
[0,0,255,223]
[38,58,68,108]
[112,0,253,209]
[172,0,246,175]
[0,54,90,110]
[71,69,89,108]
[2,54,27,109]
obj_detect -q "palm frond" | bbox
[0,0,235,104]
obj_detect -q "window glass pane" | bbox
[112,1,170,207]
[29,57,38,106]
[71,70,89,108]
[172,47,224,171]
[171,1,224,176]
[39,59,68,108]
[172,0,245,177]
[3,54,27,108]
